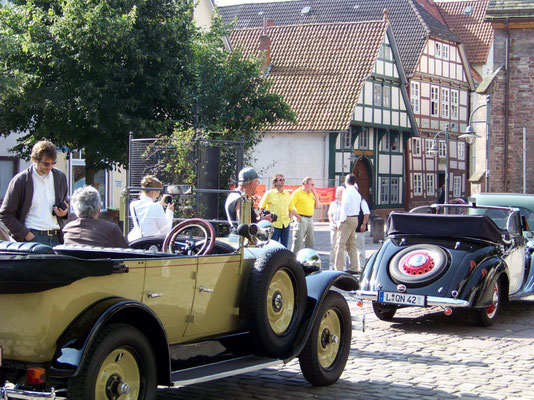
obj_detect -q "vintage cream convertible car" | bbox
[0,197,358,399]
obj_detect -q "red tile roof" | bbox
[230,21,389,132]
[435,0,494,64]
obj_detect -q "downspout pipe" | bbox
[504,19,510,192]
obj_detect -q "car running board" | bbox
[170,355,283,387]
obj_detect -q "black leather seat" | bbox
[0,240,55,254]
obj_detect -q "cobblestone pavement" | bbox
[157,223,534,400]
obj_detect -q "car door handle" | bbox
[147,291,163,298]
[199,286,214,293]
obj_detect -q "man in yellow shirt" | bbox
[290,177,320,253]
[259,173,297,247]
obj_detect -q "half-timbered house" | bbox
[229,19,418,215]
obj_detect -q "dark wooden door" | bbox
[353,158,371,203]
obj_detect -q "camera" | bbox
[261,209,278,222]
[163,195,173,204]
[52,202,68,216]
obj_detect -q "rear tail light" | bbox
[356,300,363,307]
[444,307,453,316]
[26,367,46,385]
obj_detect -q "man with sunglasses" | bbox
[0,139,69,246]
[259,173,297,247]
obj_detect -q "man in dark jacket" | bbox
[63,185,128,248]
[0,140,69,245]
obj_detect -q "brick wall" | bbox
[490,28,534,193]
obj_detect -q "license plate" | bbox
[378,291,425,306]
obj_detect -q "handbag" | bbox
[356,200,368,233]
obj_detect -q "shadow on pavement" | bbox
[156,367,498,400]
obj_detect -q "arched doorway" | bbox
[353,157,372,203]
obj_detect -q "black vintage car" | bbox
[352,204,534,326]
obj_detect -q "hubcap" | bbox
[317,309,342,369]
[267,269,295,335]
[95,348,140,400]
[486,283,499,319]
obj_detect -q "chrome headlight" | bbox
[296,248,321,271]
[255,220,274,242]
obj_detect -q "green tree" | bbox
[0,1,294,185]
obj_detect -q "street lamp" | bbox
[459,95,491,191]
[427,124,450,204]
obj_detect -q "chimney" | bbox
[259,17,274,70]
[383,8,389,21]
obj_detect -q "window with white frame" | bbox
[431,86,439,116]
[450,90,459,120]
[441,88,449,118]
[70,152,107,211]
[383,86,391,108]
[458,142,465,160]
[411,81,420,114]
[412,138,421,156]
[435,42,442,58]
[439,140,446,157]
[391,177,400,203]
[453,176,462,198]
[342,131,351,149]
[380,177,389,203]
[380,132,390,151]
[0,157,17,201]
[359,127,369,149]
[413,173,423,195]
[442,44,449,60]
[374,84,382,106]
[426,173,435,195]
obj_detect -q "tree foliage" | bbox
[0,0,294,182]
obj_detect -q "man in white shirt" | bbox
[0,140,69,246]
[327,186,344,269]
[333,173,361,274]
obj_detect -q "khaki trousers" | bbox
[334,216,359,272]
[291,216,314,253]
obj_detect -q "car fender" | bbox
[286,271,359,359]
[465,257,507,308]
[49,297,171,386]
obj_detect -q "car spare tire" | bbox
[246,248,307,358]
[389,244,449,285]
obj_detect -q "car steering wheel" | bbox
[162,218,216,256]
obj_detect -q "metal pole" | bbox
[524,127,527,194]
[485,95,491,192]
[445,124,449,203]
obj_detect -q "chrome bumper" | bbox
[350,290,470,308]
[0,387,63,400]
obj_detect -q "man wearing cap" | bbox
[290,177,320,253]
[225,167,271,228]
[259,173,297,248]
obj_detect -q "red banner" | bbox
[252,185,336,206]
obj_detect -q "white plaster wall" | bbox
[252,132,329,187]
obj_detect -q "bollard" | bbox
[371,217,384,243]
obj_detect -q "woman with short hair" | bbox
[128,175,174,242]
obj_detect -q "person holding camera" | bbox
[259,173,296,248]
[0,139,69,246]
[128,175,174,242]
[63,186,128,248]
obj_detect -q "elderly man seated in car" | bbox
[63,186,128,248]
